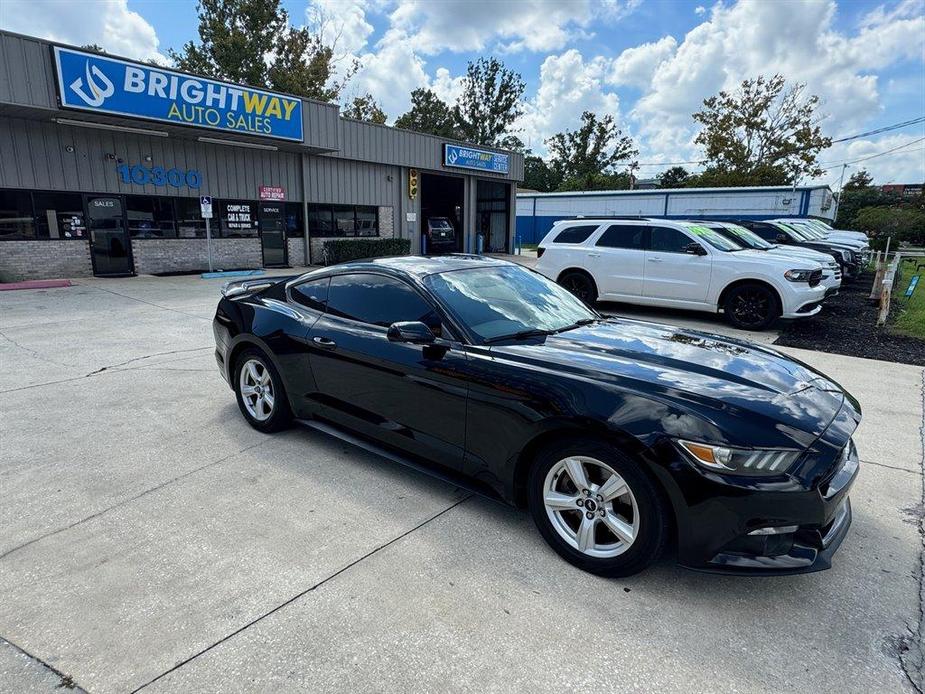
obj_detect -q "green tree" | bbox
[522,154,561,192]
[843,169,874,191]
[81,44,106,53]
[855,206,925,247]
[834,187,902,228]
[170,0,350,101]
[454,57,525,146]
[557,171,632,192]
[342,93,387,124]
[394,88,460,138]
[546,111,638,190]
[657,166,690,188]
[692,74,831,185]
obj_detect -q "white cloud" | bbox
[430,67,466,104]
[308,0,374,55]
[517,49,624,153]
[624,0,925,176]
[609,36,677,89]
[388,0,636,55]
[0,0,163,62]
[695,5,707,15]
[819,133,925,187]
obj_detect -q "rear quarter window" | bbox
[550,225,599,244]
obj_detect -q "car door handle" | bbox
[588,252,601,258]
[647,257,663,263]
[312,336,337,349]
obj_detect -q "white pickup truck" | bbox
[534,218,827,330]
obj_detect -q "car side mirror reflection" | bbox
[775,234,788,243]
[387,321,436,344]
[684,242,707,256]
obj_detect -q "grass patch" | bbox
[890,258,925,339]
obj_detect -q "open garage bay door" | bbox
[421,173,465,254]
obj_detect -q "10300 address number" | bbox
[116,164,202,189]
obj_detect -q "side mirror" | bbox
[387,321,436,344]
[684,242,707,256]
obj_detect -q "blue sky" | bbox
[3,0,923,185]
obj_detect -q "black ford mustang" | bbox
[213,255,860,577]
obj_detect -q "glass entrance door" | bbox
[86,196,133,276]
[259,203,287,267]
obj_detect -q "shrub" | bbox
[855,207,925,249]
[321,238,411,265]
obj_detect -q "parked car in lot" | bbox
[213,256,860,577]
[734,220,864,280]
[702,221,842,297]
[772,218,870,245]
[424,217,457,254]
[534,218,827,330]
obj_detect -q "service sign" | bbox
[53,46,304,142]
[444,144,510,174]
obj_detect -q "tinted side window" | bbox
[596,224,645,249]
[291,277,330,311]
[552,225,599,244]
[649,226,693,253]
[326,273,436,327]
[747,224,778,242]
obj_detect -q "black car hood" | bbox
[491,318,849,446]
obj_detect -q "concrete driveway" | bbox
[1,271,922,693]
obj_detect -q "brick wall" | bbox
[308,206,395,264]
[132,238,262,274]
[287,237,308,267]
[0,241,93,281]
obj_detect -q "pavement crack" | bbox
[0,635,88,693]
[0,440,265,562]
[130,494,474,693]
[898,368,925,693]
[85,284,211,321]
[84,346,212,376]
[0,330,74,368]
[861,458,924,475]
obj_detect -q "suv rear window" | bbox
[551,224,599,244]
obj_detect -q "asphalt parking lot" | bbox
[1,269,922,693]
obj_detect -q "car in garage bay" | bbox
[534,218,827,330]
[213,255,861,578]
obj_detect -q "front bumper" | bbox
[655,425,860,576]
[780,284,826,319]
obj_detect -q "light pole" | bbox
[832,163,848,223]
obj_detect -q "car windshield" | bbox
[681,223,744,251]
[716,223,773,249]
[792,222,825,239]
[430,219,452,230]
[774,221,809,241]
[424,264,597,342]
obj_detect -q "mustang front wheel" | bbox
[528,438,669,576]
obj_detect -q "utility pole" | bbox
[831,163,848,223]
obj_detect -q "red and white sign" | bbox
[259,185,286,201]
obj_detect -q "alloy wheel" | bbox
[239,358,275,421]
[731,290,771,328]
[543,455,639,558]
[562,275,589,301]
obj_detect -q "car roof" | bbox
[293,254,512,283]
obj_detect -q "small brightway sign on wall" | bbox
[53,46,304,142]
[443,144,510,174]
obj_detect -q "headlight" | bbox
[784,269,816,282]
[678,440,801,475]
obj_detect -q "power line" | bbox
[818,136,925,167]
[633,116,925,168]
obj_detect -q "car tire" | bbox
[559,271,598,304]
[723,283,780,331]
[233,347,292,433]
[527,437,670,577]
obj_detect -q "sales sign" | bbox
[53,46,304,142]
[443,144,510,174]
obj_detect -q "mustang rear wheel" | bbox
[528,437,669,576]
[234,348,292,432]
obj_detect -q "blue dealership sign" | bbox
[444,144,510,174]
[53,46,304,142]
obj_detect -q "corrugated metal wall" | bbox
[0,117,303,200]
[304,156,400,205]
[0,33,57,110]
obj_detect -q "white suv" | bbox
[535,218,827,330]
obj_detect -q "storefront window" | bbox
[0,189,35,239]
[284,203,304,238]
[175,197,206,238]
[33,192,86,239]
[126,196,177,238]
[309,204,378,238]
[476,180,510,253]
[220,200,258,237]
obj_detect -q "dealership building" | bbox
[0,30,523,281]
